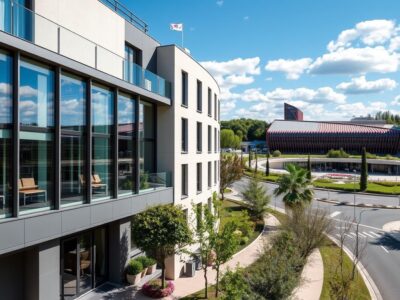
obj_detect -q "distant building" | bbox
[284,103,303,121]
[241,140,267,153]
[266,120,400,154]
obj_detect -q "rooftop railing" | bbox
[0,0,171,99]
[98,0,149,33]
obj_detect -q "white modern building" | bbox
[0,0,220,298]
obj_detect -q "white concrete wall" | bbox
[157,46,220,279]
[34,0,125,78]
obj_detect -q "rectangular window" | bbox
[139,101,155,190]
[92,84,114,201]
[214,128,217,153]
[208,88,212,116]
[197,122,202,153]
[181,164,188,197]
[181,118,188,153]
[20,58,54,215]
[61,73,86,207]
[197,163,202,193]
[118,93,136,196]
[124,44,141,84]
[182,71,188,107]
[197,80,202,112]
[208,162,212,188]
[208,125,212,153]
[214,161,217,185]
[214,94,217,120]
[0,50,12,218]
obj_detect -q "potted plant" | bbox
[146,257,157,275]
[126,259,143,285]
[136,256,149,277]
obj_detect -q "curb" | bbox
[316,198,400,209]
[327,235,383,300]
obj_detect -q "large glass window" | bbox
[19,58,54,214]
[0,50,12,218]
[181,118,188,153]
[182,71,188,107]
[197,80,202,112]
[61,74,86,207]
[197,122,202,153]
[139,101,155,192]
[118,93,136,195]
[92,85,114,200]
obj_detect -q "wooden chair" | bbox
[19,178,46,205]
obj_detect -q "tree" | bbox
[220,154,243,200]
[274,164,314,210]
[214,221,240,297]
[360,147,368,191]
[221,129,235,149]
[241,175,271,220]
[254,151,258,173]
[233,134,242,150]
[192,202,217,299]
[131,205,192,288]
[265,153,270,176]
[220,266,249,300]
[221,118,268,141]
[307,155,312,181]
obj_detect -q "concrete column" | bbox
[108,218,131,283]
[38,239,60,300]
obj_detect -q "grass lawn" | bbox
[313,181,400,195]
[320,240,371,300]
[181,286,218,300]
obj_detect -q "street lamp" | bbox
[355,208,379,260]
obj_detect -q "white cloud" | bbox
[336,76,397,94]
[265,58,312,80]
[309,46,399,75]
[216,0,223,6]
[19,85,37,97]
[220,100,236,115]
[391,95,400,106]
[240,88,271,102]
[0,83,11,95]
[266,87,346,104]
[328,19,396,52]
[335,101,387,118]
[243,16,249,21]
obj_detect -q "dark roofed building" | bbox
[284,103,303,121]
[266,120,400,154]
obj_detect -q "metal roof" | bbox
[267,120,394,134]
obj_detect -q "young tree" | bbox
[192,202,217,299]
[214,221,240,297]
[220,154,243,200]
[219,266,249,300]
[254,151,258,173]
[274,164,314,210]
[307,155,312,181]
[360,147,368,191]
[265,153,270,176]
[131,205,192,288]
[221,129,235,149]
[241,175,271,220]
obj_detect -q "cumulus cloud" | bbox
[240,88,271,102]
[335,101,387,119]
[265,58,312,80]
[220,100,236,115]
[336,76,397,94]
[216,0,223,6]
[265,87,346,104]
[327,19,396,52]
[309,46,399,75]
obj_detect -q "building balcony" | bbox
[0,0,171,98]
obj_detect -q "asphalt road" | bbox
[232,178,400,300]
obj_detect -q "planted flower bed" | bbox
[142,279,175,298]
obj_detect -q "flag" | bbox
[170,23,183,31]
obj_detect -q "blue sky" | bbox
[123,0,400,122]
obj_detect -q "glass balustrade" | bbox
[0,0,171,98]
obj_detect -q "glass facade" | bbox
[20,59,54,214]
[61,74,86,206]
[118,93,136,195]
[139,101,155,192]
[92,84,114,200]
[0,50,12,218]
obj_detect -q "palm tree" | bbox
[274,164,314,210]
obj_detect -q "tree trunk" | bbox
[161,265,166,289]
[215,266,220,297]
[204,266,208,299]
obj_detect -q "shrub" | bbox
[272,150,281,157]
[366,152,377,159]
[327,148,349,158]
[136,256,154,268]
[220,267,249,300]
[126,259,143,275]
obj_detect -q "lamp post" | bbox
[353,169,357,220]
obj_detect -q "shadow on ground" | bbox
[371,232,400,251]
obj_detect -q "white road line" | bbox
[330,211,342,218]
[335,233,341,238]
[350,232,357,237]
[345,233,353,239]
[370,232,381,237]
[380,246,389,253]
[358,232,367,238]
[363,232,374,238]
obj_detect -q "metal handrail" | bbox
[98,0,148,33]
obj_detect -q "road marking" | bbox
[330,211,342,218]
[331,217,385,232]
[358,232,367,238]
[335,234,341,238]
[344,233,353,239]
[363,232,374,238]
[380,246,389,253]
[369,232,381,238]
[349,232,357,237]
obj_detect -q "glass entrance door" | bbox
[61,228,107,299]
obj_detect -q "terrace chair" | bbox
[19,178,46,205]
[92,174,107,193]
